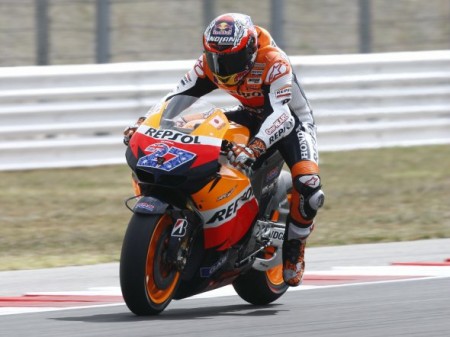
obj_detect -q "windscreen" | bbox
[158,96,217,132]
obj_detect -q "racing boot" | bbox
[282,238,307,287]
[282,219,315,286]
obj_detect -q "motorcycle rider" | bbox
[124,13,324,287]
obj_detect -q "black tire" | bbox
[233,261,288,305]
[120,213,180,315]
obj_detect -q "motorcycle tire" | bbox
[120,213,180,315]
[232,261,288,305]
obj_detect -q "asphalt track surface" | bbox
[1,239,450,337]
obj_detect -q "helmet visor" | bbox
[205,48,252,77]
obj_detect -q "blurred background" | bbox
[1,0,450,66]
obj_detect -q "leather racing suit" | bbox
[160,26,324,286]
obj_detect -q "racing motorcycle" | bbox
[120,98,292,315]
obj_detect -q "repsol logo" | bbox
[206,187,254,224]
[145,128,200,144]
[269,128,285,145]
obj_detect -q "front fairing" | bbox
[126,100,230,190]
[126,98,259,251]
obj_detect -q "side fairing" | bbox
[192,166,259,250]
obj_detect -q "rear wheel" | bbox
[233,247,288,305]
[120,213,180,315]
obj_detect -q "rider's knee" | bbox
[293,174,325,221]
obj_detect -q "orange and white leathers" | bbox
[160,26,322,238]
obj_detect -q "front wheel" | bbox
[120,213,180,315]
[233,256,288,305]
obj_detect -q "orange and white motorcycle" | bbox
[121,98,292,315]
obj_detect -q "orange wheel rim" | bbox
[266,265,284,285]
[145,214,180,304]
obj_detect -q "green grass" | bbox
[314,144,450,245]
[1,145,449,270]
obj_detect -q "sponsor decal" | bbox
[229,90,263,99]
[132,197,168,214]
[241,91,263,98]
[217,186,237,201]
[180,73,192,86]
[135,202,155,212]
[270,229,284,241]
[250,70,263,76]
[275,85,292,100]
[266,167,280,182]
[267,62,289,83]
[209,116,226,130]
[296,127,311,160]
[194,57,204,77]
[265,113,289,135]
[247,78,262,85]
[137,142,196,171]
[269,128,285,144]
[208,35,235,45]
[206,187,254,225]
[207,17,244,46]
[213,21,234,36]
[171,219,188,237]
[145,128,201,144]
[300,175,320,188]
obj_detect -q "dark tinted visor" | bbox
[205,48,251,77]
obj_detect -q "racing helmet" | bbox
[203,13,258,86]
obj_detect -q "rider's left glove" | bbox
[123,117,146,146]
[227,138,267,170]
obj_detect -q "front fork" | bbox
[165,211,199,270]
[125,194,199,273]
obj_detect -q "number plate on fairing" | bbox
[137,143,196,172]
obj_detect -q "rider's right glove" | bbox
[123,117,146,146]
[227,138,266,170]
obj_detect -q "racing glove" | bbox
[123,117,146,146]
[174,116,188,128]
[227,138,267,169]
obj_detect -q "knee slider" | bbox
[294,174,325,220]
